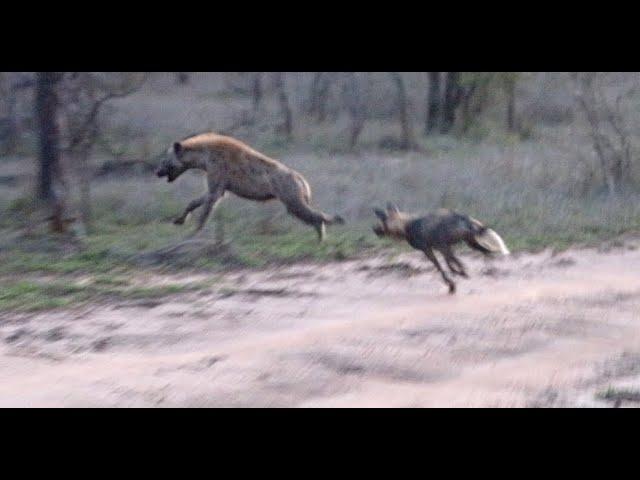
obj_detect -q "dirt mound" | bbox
[134,239,242,268]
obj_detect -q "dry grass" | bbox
[2,72,640,282]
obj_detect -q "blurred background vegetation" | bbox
[1,72,640,311]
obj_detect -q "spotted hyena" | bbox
[156,132,344,241]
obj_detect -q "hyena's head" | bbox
[373,202,409,240]
[156,142,191,183]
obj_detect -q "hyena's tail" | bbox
[468,217,510,255]
[287,202,345,226]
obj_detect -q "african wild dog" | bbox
[373,203,510,294]
[156,133,345,241]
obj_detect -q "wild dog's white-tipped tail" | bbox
[475,228,510,255]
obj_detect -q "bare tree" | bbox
[441,72,463,134]
[176,72,190,85]
[273,72,292,140]
[307,72,331,122]
[307,73,323,115]
[505,79,516,132]
[343,73,368,150]
[252,72,263,111]
[34,72,73,234]
[390,72,416,150]
[58,73,148,232]
[572,72,637,195]
[459,83,478,134]
[0,74,20,155]
[425,72,441,135]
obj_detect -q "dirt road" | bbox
[2,239,640,407]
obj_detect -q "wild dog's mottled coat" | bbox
[373,203,509,294]
[156,133,344,240]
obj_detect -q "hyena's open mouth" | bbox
[156,169,176,183]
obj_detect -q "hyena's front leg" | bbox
[187,185,225,239]
[174,195,206,225]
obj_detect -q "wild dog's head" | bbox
[373,202,409,240]
[156,142,191,183]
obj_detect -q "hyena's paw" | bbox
[173,217,186,226]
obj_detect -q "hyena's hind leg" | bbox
[423,248,456,294]
[278,174,344,242]
[174,195,207,225]
[282,199,344,242]
[316,222,326,243]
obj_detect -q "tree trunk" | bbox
[36,72,61,202]
[426,72,441,134]
[345,73,366,150]
[506,78,517,132]
[316,74,330,122]
[460,83,478,133]
[5,90,18,154]
[35,72,69,233]
[0,75,19,155]
[252,73,262,111]
[176,73,190,85]
[75,148,93,234]
[308,72,323,115]
[441,72,462,134]
[390,72,414,150]
[273,72,292,140]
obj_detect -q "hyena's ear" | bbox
[374,208,387,221]
[386,202,400,215]
[173,142,183,157]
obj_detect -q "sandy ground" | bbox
[2,239,640,408]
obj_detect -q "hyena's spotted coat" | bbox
[156,133,344,241]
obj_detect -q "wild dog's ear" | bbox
[374,208,387,221]
[173,142,183,156]
[386,202,400,215]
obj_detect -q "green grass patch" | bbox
[596,387,640,404]
[0,277,213,313]
[0,281,86,312]
[1,206,639,282]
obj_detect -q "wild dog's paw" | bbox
[173,217,185,226]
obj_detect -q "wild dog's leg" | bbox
[444,254,464,277]
[174,195,206,225]
[423,248,456,294]
[450,255,468,278]
[442,247,468,278]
